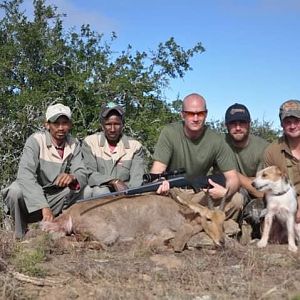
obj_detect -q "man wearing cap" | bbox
[82,102,145,197]
[264,99,300,223]
[1,103,88,238]
[224,103,269,240]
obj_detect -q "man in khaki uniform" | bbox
[2,103,88,238]
[82,102,145,197]
[264,99,300,224]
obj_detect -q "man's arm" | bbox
[150,161,167,174]
[263,144,277,168]
[16,135,50,213]
[42,207,54,222]
[238,173,264,199]
[68,140,88,190]
[151,161,169,194]
[223,169,240,197]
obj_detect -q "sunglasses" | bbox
[183,110,207,118]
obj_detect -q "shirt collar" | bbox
[98,132,130,149]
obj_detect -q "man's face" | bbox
[227,120,250,144]
[45,116,72,145]
[282,116,300,139]
[181,98,207,134]
[102,114,123,144]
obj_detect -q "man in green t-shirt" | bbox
[224,103,269,239]
[151,93,243,222]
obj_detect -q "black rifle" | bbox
[76,172,226,203]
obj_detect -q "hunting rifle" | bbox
[76,170,226,203]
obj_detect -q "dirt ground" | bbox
[1,229,300,300]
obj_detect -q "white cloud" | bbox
[21,0,119,33]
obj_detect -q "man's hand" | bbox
[108,179,128,192]
[55,173,76,187]
[156,180,170,195]
[42,207,54,222]
[239,173,264,199]
[203,178,228,200]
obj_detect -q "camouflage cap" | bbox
[279,99,300,121]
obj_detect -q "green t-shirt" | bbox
[153,122,238,178]
[225,133,269,177]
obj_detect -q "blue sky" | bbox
[21,1,300,128]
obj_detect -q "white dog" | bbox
[252,165,300,252]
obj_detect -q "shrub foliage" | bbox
[0,0,280,193]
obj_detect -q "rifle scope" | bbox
[142,168,186,184]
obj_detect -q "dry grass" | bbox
[1,229,300,299]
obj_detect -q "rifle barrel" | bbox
[76,176,188,203]
[76,173,226,204]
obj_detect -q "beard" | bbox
[232,132,248,142]
[230,128,250,147]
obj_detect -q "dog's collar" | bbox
[270,186,291,196]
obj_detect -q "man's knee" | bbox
[228,192,244,211]
[83,185,110,198]
[2,182,24,212]
[83,185,93,199]
[224,192,244,221]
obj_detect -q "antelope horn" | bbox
[219,189,229,211]
[206,189,214,210]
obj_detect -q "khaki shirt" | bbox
[264,136,300,195]
[82,132,145,188]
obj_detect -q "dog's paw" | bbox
[288,244,298,252]
[257,239,267,248]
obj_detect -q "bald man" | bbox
[151,93,243,223]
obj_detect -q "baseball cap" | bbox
[225,103,251,124]
[46,103,72,122]
[100,102,125,121]
[279,99,300,121]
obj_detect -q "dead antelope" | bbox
[170,188,226,251]
[41,189,226,251]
